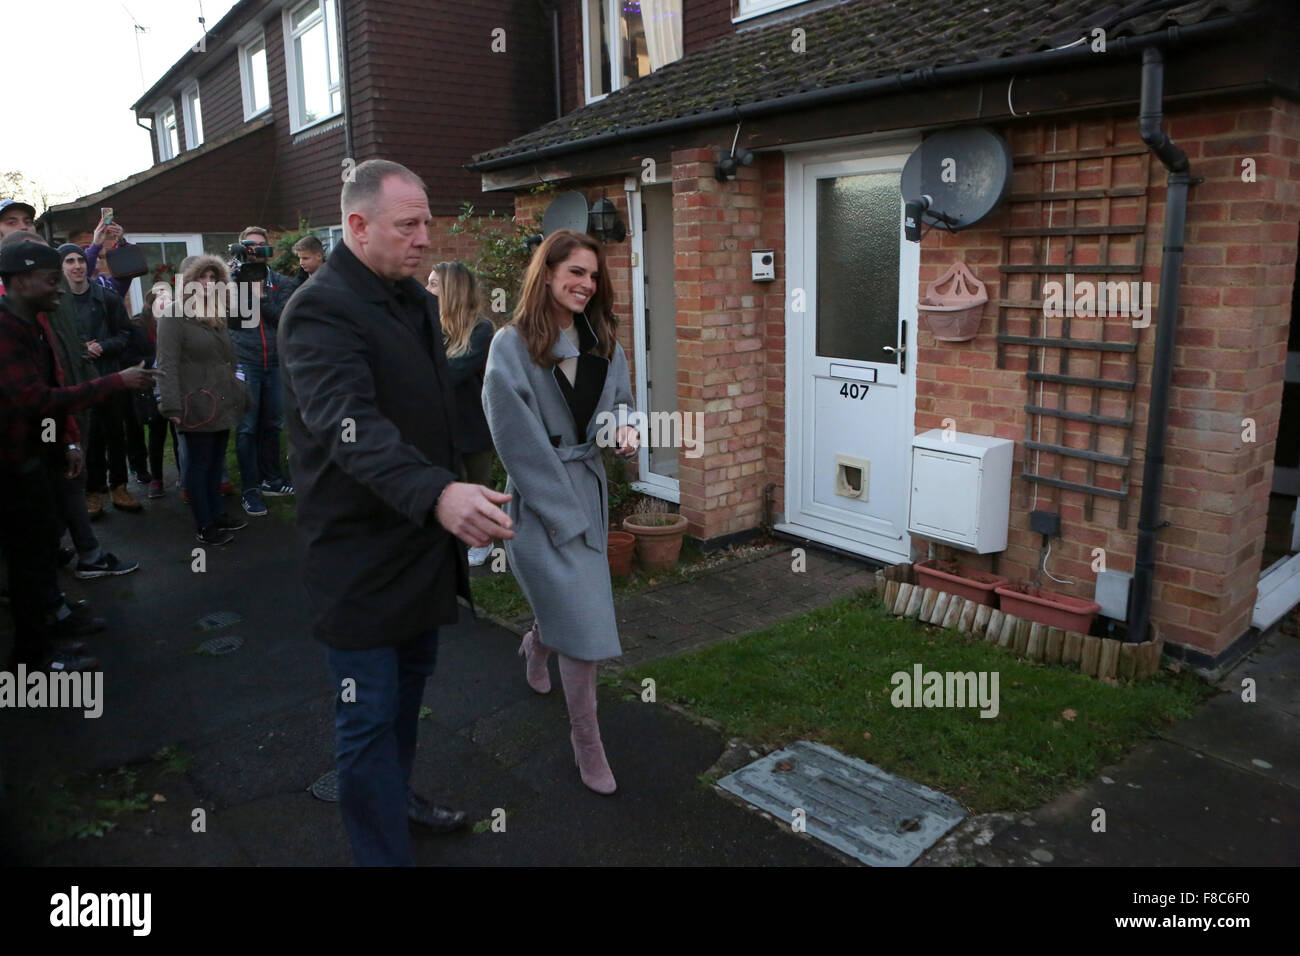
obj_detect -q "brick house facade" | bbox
[43,0,551,279]
[476,0,1300,668]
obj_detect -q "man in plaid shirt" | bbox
[0,239,158,670]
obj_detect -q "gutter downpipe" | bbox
[470,17,1241,172]
[538,0,562,119]
[1129,44,1197,644]
[338,0,355,159]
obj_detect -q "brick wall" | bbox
[913,94,1300,655]
[671,148,782,540]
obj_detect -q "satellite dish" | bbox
[900,128,1013,241]
[541,191,590,236]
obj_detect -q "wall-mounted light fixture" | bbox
[715,121,754,181]
[587,197,626,242]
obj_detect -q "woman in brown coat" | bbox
[156,255,249,545]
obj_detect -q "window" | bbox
[240,34,271,119]
[583,0,682,103]
[284,0,342,132]
[182,84,204,149]
[156,104,179,161]
[314,225,344,252]
[734,0,812,21]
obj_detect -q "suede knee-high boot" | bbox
[517,620,551,694]
[556,654,616,795]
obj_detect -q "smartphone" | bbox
[101,207,114,225]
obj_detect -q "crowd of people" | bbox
[1,156,642,864]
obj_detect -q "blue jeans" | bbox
[182,430,228,530]
[326,629,440,866]
[235,363,284,492]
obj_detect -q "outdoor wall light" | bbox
[587,198,626,242]
[715,148,754,181]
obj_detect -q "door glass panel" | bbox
[815,172,900,362]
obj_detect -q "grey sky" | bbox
[8,0,240,207]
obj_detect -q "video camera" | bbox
[228,238,273,283]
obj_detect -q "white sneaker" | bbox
[468,545,493,567]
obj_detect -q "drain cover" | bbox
[196,635,244,656]
[196,611,243,631]
[309,769,339,802]
[717,740,965,866]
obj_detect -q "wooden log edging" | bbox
[871,580,1165,683]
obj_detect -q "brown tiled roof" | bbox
[473,0,1261,166]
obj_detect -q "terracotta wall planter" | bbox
[994,585,1100,634]
[607,531,636,578]
[622,514,688,573]
[913,559,1008,606]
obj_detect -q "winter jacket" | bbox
[229,268,299,368]
[445,318,495,455]
[279,241,470,649]
[64,281,131,377]
[482,315,635,661]
[156,311,248,432]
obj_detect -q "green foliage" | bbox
[270,218,315,276]
[448,186,550,316]
[603,448,633,513]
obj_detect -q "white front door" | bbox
[628,179,681,501]
[778,145,919,562]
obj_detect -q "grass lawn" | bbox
[625,589,1213,813]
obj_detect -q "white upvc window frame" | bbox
[733,0,812,23]
[581,0,683,105]
[181,82,204,149]
[155,102,180,162]
[239,31,271,120]
[314,225,344,253]
[282,0,342,134]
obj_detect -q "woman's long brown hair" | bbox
[511,229,616,368]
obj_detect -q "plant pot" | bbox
[913,559,1008,606]
[994,584,1100,633]
[917,261,989,342]
[607,531,636,578]
[622,514,689,573]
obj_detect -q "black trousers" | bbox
[86,392,130,491]
[0,462,61,665]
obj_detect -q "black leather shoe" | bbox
[407,792,467,832]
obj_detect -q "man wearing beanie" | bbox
[58,242,141,516]
[0,239,158,670]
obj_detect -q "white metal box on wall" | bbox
[908,430,1013,553]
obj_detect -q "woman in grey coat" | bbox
[482,229,638,795]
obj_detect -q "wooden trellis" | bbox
[995,119,1153,528]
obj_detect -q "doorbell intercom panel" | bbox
[751,249,775,281]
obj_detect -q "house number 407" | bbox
[839,383,869,399]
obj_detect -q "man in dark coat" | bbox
[279,159,513,867]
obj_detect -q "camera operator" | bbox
[229,226,297,517]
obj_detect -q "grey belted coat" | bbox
[482,315,634,661]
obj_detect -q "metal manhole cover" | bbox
[717,740,966,866]
[196,635,244,656]
[309,769,339,802]
[196,610,243,632]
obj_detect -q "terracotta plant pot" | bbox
[607,531,636,578]
[917,261,989,342]
[913,559,1008,606]
[994,584,1100,634]
[622,513,689,573]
